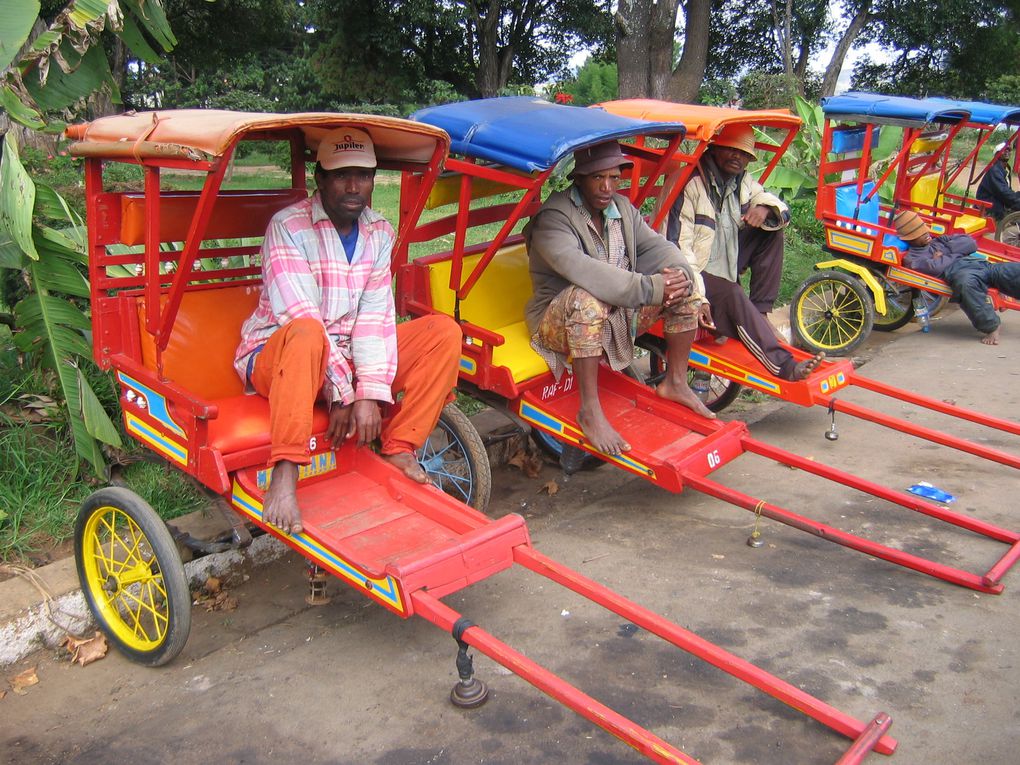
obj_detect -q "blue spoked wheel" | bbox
[418,403,491,512]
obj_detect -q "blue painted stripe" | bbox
[117,372,186,436]
[126,415,187,463]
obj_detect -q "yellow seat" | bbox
[910,175,988,234]
[426,244,547,383]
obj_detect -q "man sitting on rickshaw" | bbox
[666,124,823,380]
[234,128,462,534]
[525,140,714,459]
[895,210,1020,346]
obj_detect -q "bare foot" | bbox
[263,461,302,534]
[657,375,716,419]
[981,327,1000,345]
[384,451,428,483]
[790,351,826,381]
[577,406,630,455]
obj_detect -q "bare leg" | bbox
[656,329,716,419]
[573,355,630,455]
[263,460,302,534]
[384,451,428,482]
[791,352,826,381]
[981,327,1001,345]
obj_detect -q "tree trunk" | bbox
[471,0,505,97]
[615,0,681,99]
[819,0,872,97]
[667,0,712,103]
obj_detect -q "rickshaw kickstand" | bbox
[217,498,253,548]
[305,563,332,606]
[450,617,489,709]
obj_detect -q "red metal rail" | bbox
[411,553,897,765]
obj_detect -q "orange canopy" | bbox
[597,99,801,144]
[65,109,449,165]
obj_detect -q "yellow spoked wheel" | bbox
[74,487,190,666]
[791,270,875,356]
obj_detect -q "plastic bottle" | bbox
[912,293,931,333]
[691,370,711,401]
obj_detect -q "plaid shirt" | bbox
[234,192,398,405]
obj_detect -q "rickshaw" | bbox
[596,98,1020,484]
[65,109,895,765]
[400,96,1020,596]
[789,92,1020,355]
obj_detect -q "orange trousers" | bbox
[251,315,462,467]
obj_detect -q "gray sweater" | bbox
[524,189,694,332]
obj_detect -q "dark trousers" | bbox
[703,272,798,380]
[737,226,784,314]
[945,258,1020,333]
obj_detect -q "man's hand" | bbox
[661,267,692,307]
[350,399,382,446]
[698,302,715,330]
[327,403,353,448]
[742,204,771,228]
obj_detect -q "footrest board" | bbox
[691,337,855,406]
[517,365,750,492]
[229,446,530,617]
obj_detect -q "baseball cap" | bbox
[317,127,376,170]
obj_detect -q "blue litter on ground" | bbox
[907,482,957,503]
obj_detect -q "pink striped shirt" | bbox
[234,192,398,405]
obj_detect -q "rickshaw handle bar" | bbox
[410,589,702,765]
[511,546,897,755]
[840,375,1020,438]
[679,470,1003,595]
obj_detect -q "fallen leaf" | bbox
[0,689,6,700]
[194,579,238,612]
[507,448,543,479]
[711,554,725,560]
[9,667,38,695]
[539,480,559,495]
[205,576,221,594]
[62,632,109,667]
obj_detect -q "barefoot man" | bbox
[525,140,714,461]
[235,127,461,533]
[665,123,823,379]
[896,209,1020,345]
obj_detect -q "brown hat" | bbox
[316,127,376,170]
[712,124,756,159]
[894,210,930,242]
[570,141,633,178]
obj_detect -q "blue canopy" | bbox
[821,92,971,126]
[412,97,685,173]
[921,97,1020,126]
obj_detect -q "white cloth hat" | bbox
[317,127,376,170]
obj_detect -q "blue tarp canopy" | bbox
[920,97,1020,126]
[821,92,971,126]
[412,96,685,173]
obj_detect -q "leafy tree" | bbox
[558,58,618,105]
[1,1,176,476]
[851,0,1019,98]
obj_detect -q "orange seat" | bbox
[206,395,330,454]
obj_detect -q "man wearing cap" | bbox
[895,209,1020,345]
[525,140,713,460]
[235,127,462,534]
[665,124,823,381]
[976,142,1020,232]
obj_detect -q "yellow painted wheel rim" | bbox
[796,280,868,351]
[80,505,170,652]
